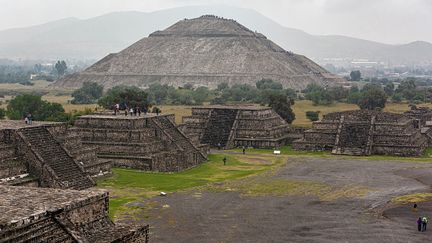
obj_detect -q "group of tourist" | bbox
[417,216,428,232]
[113,103,150,116]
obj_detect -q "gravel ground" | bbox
[121,156,432,242]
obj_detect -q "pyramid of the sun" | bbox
[56,15,343,90]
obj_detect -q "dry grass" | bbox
[158,105,193,123]
[391,193,432,204]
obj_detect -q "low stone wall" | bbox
[0,185,149,242]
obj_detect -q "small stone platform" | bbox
[180,105,295,149]
[0,185,149,242]
[293,110,428,156]
[72,114,208,172]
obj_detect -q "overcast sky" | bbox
[0,0,430,44]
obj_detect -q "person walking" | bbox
[114,103,120,115]
[223,156,227,165]
[417,217,422,232]
[421,216,428,231]
[27,113,33,125]
[242,146,246,154]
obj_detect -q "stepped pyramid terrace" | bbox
[179,106,298,149]
[0,185,149,242]
[55,15,344,90]
[292,110,428,156]
[405,107,432,146]
[72,114,208,172]
[0,121,109,190]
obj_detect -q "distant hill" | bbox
[0,5,431,66]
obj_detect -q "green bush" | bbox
[306,111,320,121]
[0,108,6,119]
[6,93,65,120]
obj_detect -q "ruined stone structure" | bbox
[180,106,295,149]
[55,15,344,90]
[72,114,208,172]
[0,121,111,190]
[405,107,432,146]
[293,110,428,156]
[0,185,149,242]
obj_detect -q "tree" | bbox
[71,81,104,104]
[0,108,5,119]
[6,93,65,120]
[55,60,67,77]
[350,70,361,81]
[384,82,395,96]
[216,82,229,91]
[306,111,320,121]
[192,86,210,105]
[256,79,283,90]
[357,85,387,110]
[392,93,403,103]
[268,93,295,124]
[97,86,150,110]
[396,79,417,101]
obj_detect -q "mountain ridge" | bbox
[0,5,431,65]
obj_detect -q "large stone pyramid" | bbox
[56,15,344,90]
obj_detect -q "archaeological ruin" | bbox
[72,114,208,172]
[292,110,428,156]
[0,185,149,242]
[0,121,110,190]
[55,15,344,90]
[180,106,296,149]
[405,106,432,146]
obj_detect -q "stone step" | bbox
[20,127,94,190]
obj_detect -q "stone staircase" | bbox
[153,116,206,160]
[332,115,372,156]
[201,109,239,148]
[19,127,95,190]
[0,217,74,242]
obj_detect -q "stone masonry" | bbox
[55,15,344,90]
[293,110,428,156]
[72,114,208,172]
[405,106,432,146]
[180,105,296,149]
[0,121,111,190]
[0,185,149,242]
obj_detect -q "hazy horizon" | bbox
[0,0,431,45]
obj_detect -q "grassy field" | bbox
[98,153,284,218]
[1,80,432,126]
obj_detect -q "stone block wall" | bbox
[182,106,292,149]
[0,186,149,242]
[293,110,428,156]
[73,115,207,172]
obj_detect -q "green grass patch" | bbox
[230,146,329,156]
[230,146,432,162]
[98,153,283,219]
